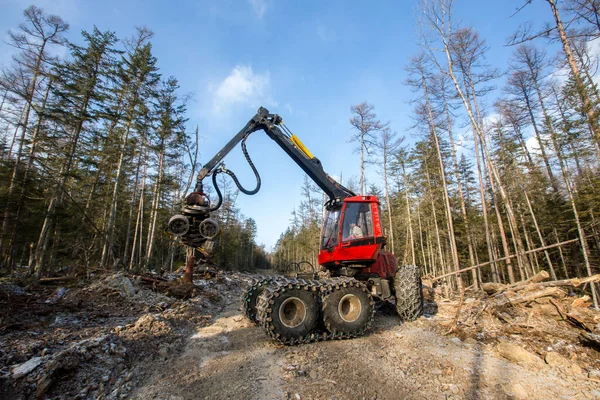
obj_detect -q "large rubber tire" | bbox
[260,288,319,341]
[242,281,270,324]
[322,284,374,335]
[394,265,424,321]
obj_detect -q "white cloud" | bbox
[209,65,276,114]
[525,135,542,155]
[248,0,268,19]
[284,103,293,114]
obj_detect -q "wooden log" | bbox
[538,274,600,288]
[136,275,167,284]
[509,271,551,293]
[494,287,566,307]
[482,271,550,295]
[482,282,506,295]
[38,276,73,284]
[519,270,550,285]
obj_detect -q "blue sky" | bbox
[0,0,554,249]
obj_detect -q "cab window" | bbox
[321,209,340,248]
[342,203,373,241]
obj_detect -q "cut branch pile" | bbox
[430,272,600,369]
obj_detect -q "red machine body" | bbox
[318,196,397,280]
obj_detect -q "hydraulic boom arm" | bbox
[167,107,354,248]
[195,107,354,207]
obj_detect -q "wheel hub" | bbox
[279,297,307,328]
[338,293,362,323]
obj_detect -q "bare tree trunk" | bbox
[416,202,427,272]
[5,108,23,161]
[124,150,142,266]
[474,130,503,282]
[33,61,98,277]
[424,163,449,287]
[100,122,132,267]
[554,228,569,279]
[524,190,557,279]
[145,144,165,266]
[548,112,598,308]
[4,80,52,267]
[418,67,462,289]
[522,89,559,191]
[440,79,478,288]
[401,162,416,264]
[130,157,147,270]
[381,132,396,252]
[547,0,600,147]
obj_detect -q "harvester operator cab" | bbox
[318,196,386,271]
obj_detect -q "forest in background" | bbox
[2,0,600,304]
[0,5,270,277]
[272,0,600,306]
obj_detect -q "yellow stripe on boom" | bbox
[291,134,314,159]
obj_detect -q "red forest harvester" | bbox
[166,107,423,345]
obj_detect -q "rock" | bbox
[496,342,543,368]
[52,349,80,371]
[545,352,570,367]
[504,383,528,400]
[157,302,170,310]
[106,273,137,297]
[464,338,477,346]
[588,369,600,379]
[570,363,583,375]
[11,357,43,379]
[115,345,127,357]
[448,384,461,394]
[35,375,53,399]
[130,314,171,335]
[158,346,169,358]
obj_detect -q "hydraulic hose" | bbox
[209,170,223,211]
[225,137,261,195]
[208,136,261,211]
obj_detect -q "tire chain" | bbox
[394,265,424,321]
[242,275,288,322]
[255,276,375,345]
[321,278,376,337]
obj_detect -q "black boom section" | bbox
[194,107,354,209]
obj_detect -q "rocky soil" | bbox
[2,271,600,400]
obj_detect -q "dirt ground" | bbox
[2,271,600,400]
[132,295,599,400]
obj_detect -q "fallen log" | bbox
[494,287,566,307]
[514,271,550,287]
[39,276,73,284]
[482,282,505,295]
[538,274,600,288]
[136,275,168,284]
[482,271,551,295]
